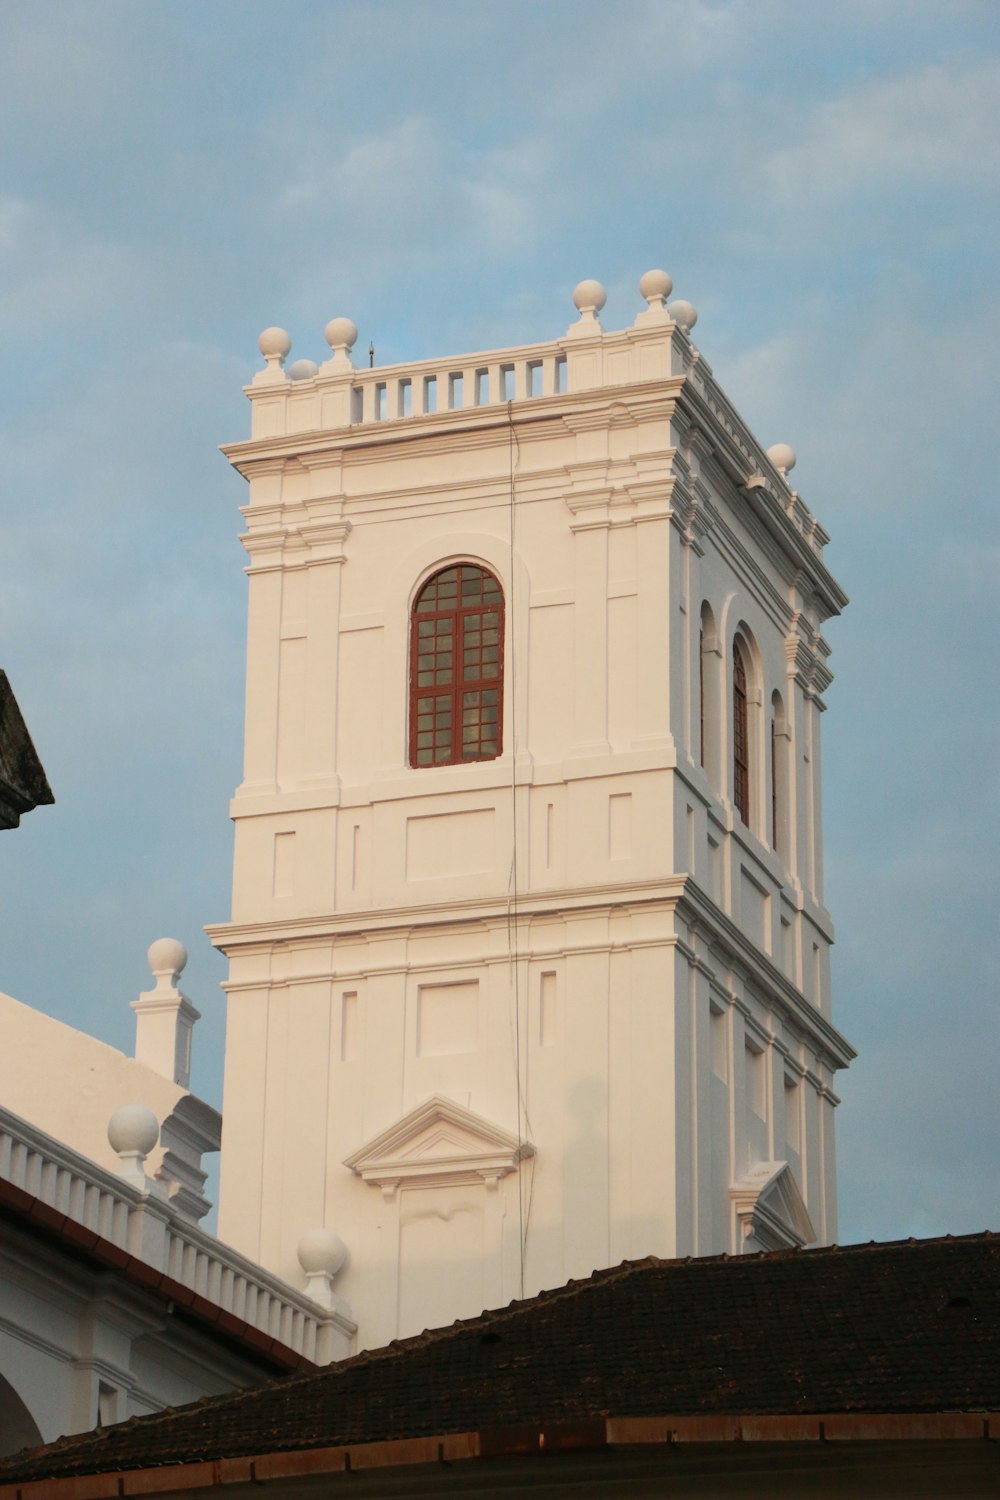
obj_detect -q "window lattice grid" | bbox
[410,565,504,767]
[460,688,500,760]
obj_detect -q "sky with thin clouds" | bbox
[0,0,997,1247]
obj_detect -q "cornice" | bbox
[206,874,692,951]
[674,383,847,619]
[676,881,854,1071]
[222,379,683,483]
[784,614,835,696]
[207,875,853,1069]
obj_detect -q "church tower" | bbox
[209,271,854,1352]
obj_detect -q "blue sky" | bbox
[1,0,997,1246]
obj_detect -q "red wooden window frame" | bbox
[733,640,750,826]
[409,564,504,768]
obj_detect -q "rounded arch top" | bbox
[0,1372,43,1458]
[731,617,764,694]
[699,597,719,652]
[409,558,504,614]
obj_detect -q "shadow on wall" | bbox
[371,1069,674,1344]
[0,1372,43,1459]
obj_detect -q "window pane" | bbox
[412,567,503,767]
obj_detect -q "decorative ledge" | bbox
[731,1161,816,1251]
[344,1095,533,1199]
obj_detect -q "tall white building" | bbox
[209,272,855,1351]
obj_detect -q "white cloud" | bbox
[275,113,554,296]
[764,59,1000,201]
[0,196,149,338]
[0,197,30,250]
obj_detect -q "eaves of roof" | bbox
[4,1413,1000,1500]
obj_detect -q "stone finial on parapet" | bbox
[288,358,319,381]
[767,442,797,479]
[131,938,201,1090]
[253,326,292,386]
[667,298,698,334]
[108,1104,159,1191]
[298,1227,351,1315]
[566,278,607,338]
[634,268,674,324]
[322,316,358,372]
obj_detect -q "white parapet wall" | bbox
[0,1103,355,1452]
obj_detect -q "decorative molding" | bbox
[731,1160,816,1251]
[344,1095,534,1199]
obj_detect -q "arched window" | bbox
[771,713,777,848]
[410,564,504,767]
[699,626,705,767]
[699,601,720,785]
[733,639,750,825]
[771,689,788,855]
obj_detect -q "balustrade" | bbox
[0,1105,354,1364]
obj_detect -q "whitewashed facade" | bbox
[0,942,219,1223]
[210,273,855,1350]
[0,1099,353,1454]
[0,939,355,1454]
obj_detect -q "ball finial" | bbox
[108,1104,159,1158]
[767,442,797,477]
[639,269,673,309]
[287,358,319,382]
[258,327,291,364]
[297,1227,348,1277]
[667,299,698,333]
[324,317,358,353]
[572,279,607,317]
[147,937,187,983]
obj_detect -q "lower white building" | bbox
[0,945,354,1455]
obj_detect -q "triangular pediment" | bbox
[344,1095,533,1195]
[730,1161,816,1252]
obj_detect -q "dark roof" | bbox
[0,671,52,829]
[4,1232,999,1482]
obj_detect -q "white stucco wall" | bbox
[211,280,854,1350]
[0,990,215,1194]
[0,1222,274,1452]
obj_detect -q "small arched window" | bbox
[410,564,504,767]
[771,689,788,855]
[699,626,705,767]
[733,639,750,825]
[771,712,778,849]
[699,601,720,785]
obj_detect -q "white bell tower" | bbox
[209,272,855,1352]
